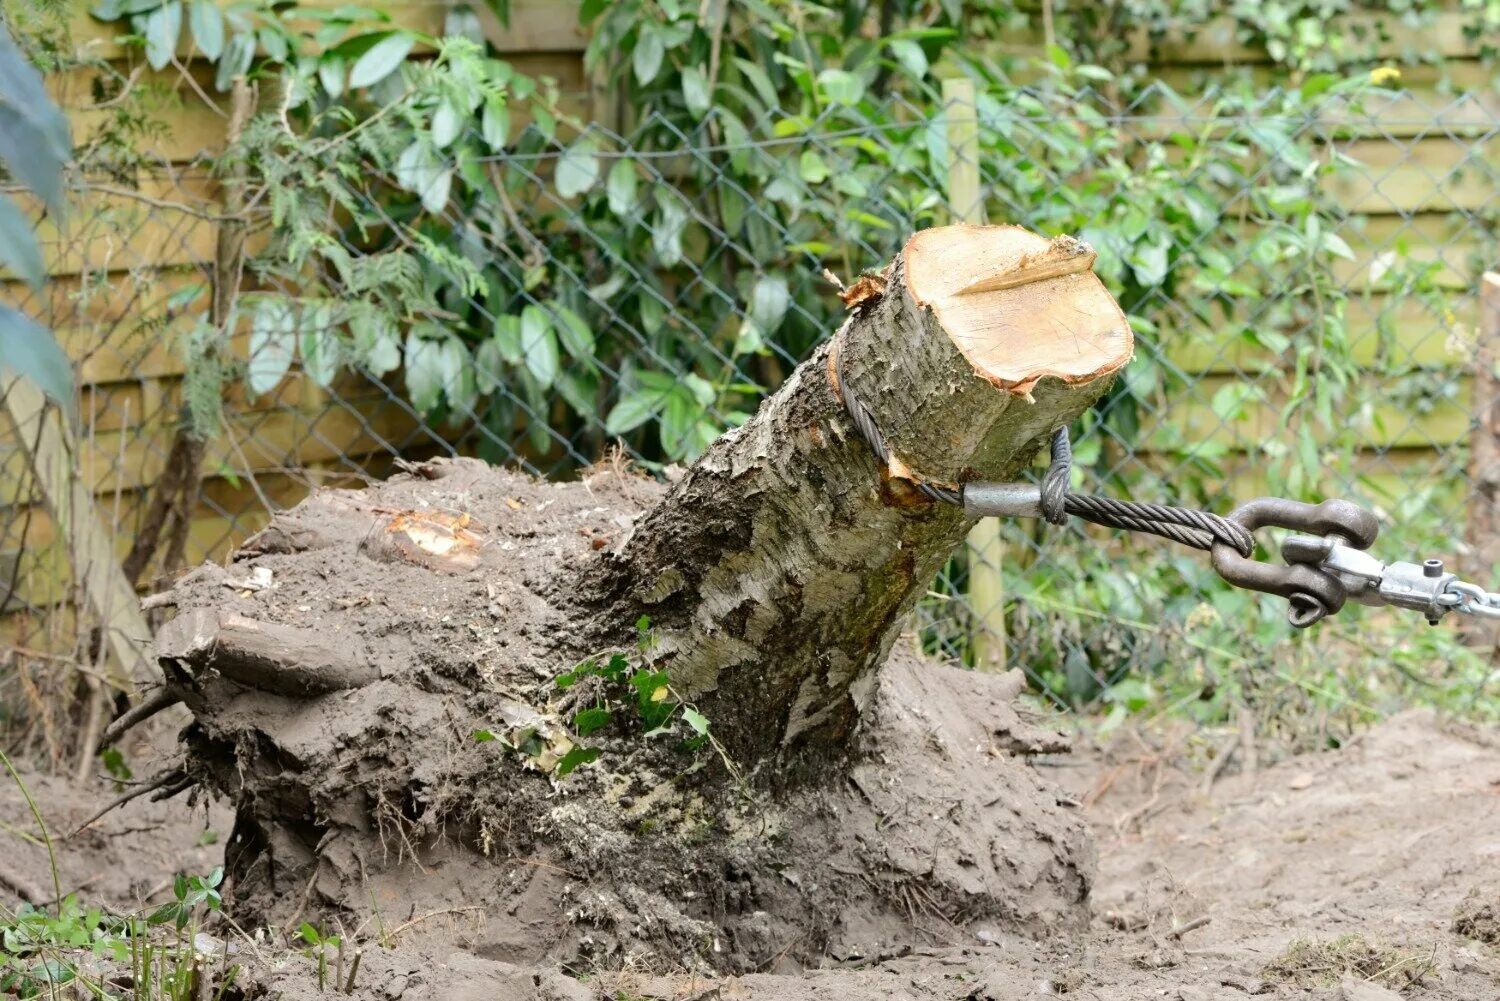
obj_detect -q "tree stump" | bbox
[150,224,1132,970]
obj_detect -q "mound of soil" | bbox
[4,685,1498,998]
[149,458,1092,972]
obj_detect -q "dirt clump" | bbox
[1451,889,1500,945]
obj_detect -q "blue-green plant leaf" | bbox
[555,139,600,199]
[0,26,72,213]
[144,1,183,70]
[0,306,72,409]
[247,298,296,396]
[0,195,44,288]
[189,0,224,59]
[606,158,636,217]
[347,32,413,89]
[520,304,558,388]
[633,24,664,85]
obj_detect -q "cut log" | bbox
[155,223,1129,971]
[586,223,1130,764]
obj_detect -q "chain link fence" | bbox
[3,78,1497,755]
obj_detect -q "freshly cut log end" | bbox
[901,224,1133,396]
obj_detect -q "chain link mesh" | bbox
[3,80,1497,751]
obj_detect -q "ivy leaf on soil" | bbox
[573,707,612,737]
[555,746,600,777]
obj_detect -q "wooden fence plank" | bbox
[1,377,154,687]
[1465,273,1500,580]
[1330,136,1498,215]
[1141,372,1470,454]
[1159,290,1475,374]
[1151,62,1500,139]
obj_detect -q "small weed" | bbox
[296,923,343,992]
[1263,934,1435,990]
[150,868,224,929]
[2,749,236,999]
[0,879,236,1000]
[471,619,740,786]
[548,618,725,774]
[100,747,133,785]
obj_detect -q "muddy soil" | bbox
[131,458,1094,971]
[3,458,1496,997]
[4,705,1496,998]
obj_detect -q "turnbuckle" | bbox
[1209,498,1381,629]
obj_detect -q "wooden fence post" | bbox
[943,77,1007,673]
[1465,272,1500,652]
[2,377,154,689]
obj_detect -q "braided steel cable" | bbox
[1041,428,1254,556]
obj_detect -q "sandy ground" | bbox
[2,709,1496,999]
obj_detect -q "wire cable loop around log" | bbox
[832,339,1253,557]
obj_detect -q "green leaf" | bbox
[606,158,637,217]
[748,274,789,335]
[214,31,253,91]
[257,25,287,62]
[474,338,505,395]
[247,298,296,396]
[0,27,72,214]
[404,331,463,412]
[493,313,522,363]
[816,68,864,105]
[556,364,598,417]
[349,308,400,376]
[348,32,414,89]
[298,303,341,388]
[573,707,612,737]
[555,139,600,199]
[0,195,43,288]
[143,1,182,71]
[579,0,608,23]
[633,24,665,84]
[395,141,450,213]
[472,729,496,743]
[652,194,688,267]
[799,150,828,183]
[604,384,668,436]
[732,57,777,110]
[188,0,224,60]
[1128,235,1170,287]
[553,304,595,359]
[431,100,463,148]
[520,304,558,388]
[0,306,72,409]
[1322,232,1355,261]
[481,97,509,149]
[887,38,927,79]
[318,54,346,97]
[681,64,711,118]
[681,706,709,736]
[555,745,600,777]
